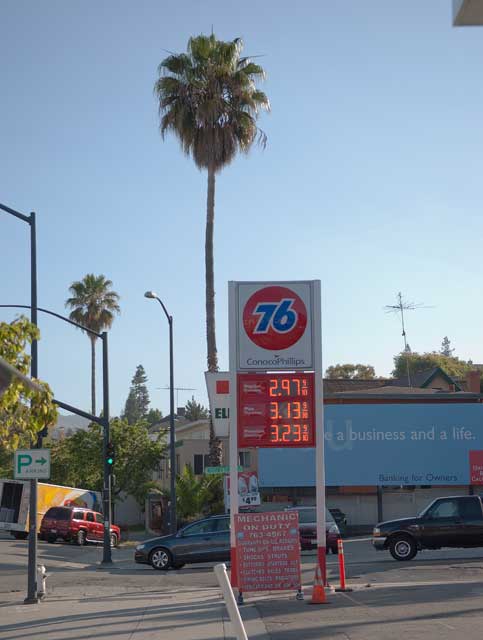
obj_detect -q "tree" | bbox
[440,337,455,357]
[392,351,471,380]
[146,408,163,427]
[325,364,376,379]
[155,34,269,373]
[123,365,150,424]
[0,317,57,451]
[50,418,165,506]
[184,396,209,421]
[176,464,224,523]
[65,274,120,415]
[208,420,222,467]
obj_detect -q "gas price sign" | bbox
[237,373,315,448]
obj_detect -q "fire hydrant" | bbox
[37,564,48,600]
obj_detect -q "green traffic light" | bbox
[107,457,113,465]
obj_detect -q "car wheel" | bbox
[389,535,417,561]
[149,548,172,570]
[47,534,57,544]
[172,562,185,570]
[110,533,118,548]
[12,531,29,540]
[77,530,87,546]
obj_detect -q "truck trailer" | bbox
[0,479,101,539]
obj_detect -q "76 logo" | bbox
[253,299,298,334]
[243,285,308,351]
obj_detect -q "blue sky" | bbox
[1,1,482,419]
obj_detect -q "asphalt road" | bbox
[2,532,483,596]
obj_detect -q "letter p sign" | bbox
[17,454,32,474]
[14,449,50,479]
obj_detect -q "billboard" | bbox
[259,403,483,486]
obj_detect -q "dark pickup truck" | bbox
[373,495,483,561]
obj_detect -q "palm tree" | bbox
[154,34,269,373]
[65,274,120,415]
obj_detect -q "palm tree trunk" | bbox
[90,336,96,416]
[205,164,218,373]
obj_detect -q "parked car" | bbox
[135,514,230,570]
[40,506,120,547]
[373,495,483,561]
[285,506,340,552]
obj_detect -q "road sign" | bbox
[14,449,51,480]
[205,465,242,474]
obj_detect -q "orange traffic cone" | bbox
[308,564,328,605]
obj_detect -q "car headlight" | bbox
[136,544,146,551]
[373,527,381,537]
[328,524,339,534]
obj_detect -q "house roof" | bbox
[388,367,462,391]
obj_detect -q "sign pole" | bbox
[313,281,327,584]
[228,283,239,588]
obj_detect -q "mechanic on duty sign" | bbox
[232,281,317,371]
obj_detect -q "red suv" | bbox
[40,506,120,547]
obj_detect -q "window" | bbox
[459,498,483,521]
[194,454,204,475]
[193,454,211,474]
[239,451,251,468]
[215,517,230,532]
[72,511,84,521]
[95,513,104,524]
[44,507,70,520]
[427,499,459,519]
[86,512,95,522]
[182,519,217,535]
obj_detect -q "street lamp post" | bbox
[0,304,114,569]
[144,291,177,534]
[1,203,39,604]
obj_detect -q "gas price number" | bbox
[238,373,315,448]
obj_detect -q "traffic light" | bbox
[106,441,115,468]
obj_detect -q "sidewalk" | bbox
[0,584,268,640]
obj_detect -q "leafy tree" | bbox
[146,408,163,426]
[0,317,57,450]
[155,34,269,373]
[440,336,455,357]
[176,465,224,522]
[123,365,150,424]
[65,274,120,415]
[325,364,376,379]
[50,418,165,506]
[184,396,209,421]
[392,352,471,380]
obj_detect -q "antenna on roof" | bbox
[384,292,433,388]
[156,386,196,409]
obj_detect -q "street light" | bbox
[144,291,177,534]
[1,202,38,605]
[0,304,114,569]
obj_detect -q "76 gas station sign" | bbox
[228,280,327,592]
[234,282,316,370]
